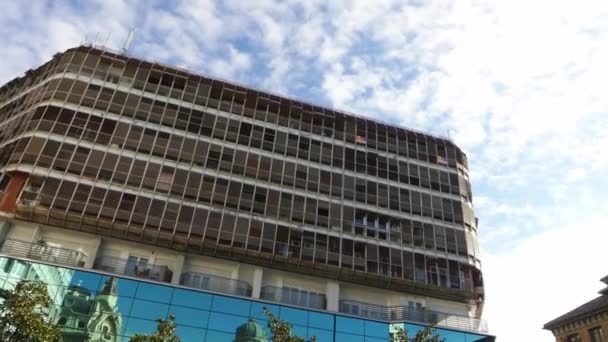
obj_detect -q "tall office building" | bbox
[0,45,493,341]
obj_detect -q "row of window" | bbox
[39,78,472,200]
[1,110,475,228]
[566,327,604,342]
[0,48,469,172]
[6,134,478,259]
[20,177,478,290]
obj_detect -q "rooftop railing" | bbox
[180,271,252,297]
[0,239,86,267]
[261,285,326,310]
[93,255,172,283]
[339,300,488,333]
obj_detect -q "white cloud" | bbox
[209,46,252,80]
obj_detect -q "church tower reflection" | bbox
[57,276,122,342]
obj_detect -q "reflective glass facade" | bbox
[0,256,493,341]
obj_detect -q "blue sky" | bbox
[2,1,608,340]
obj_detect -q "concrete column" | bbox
[84,236,102,269]
[171,254,185,285]
[326,280,340,312]
[251,267,264,299]
[0,219,12,245]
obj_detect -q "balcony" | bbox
[339,300,488,333]
[94,256,172,282]
[261,285,326,310]
[180,271,252,297]
[0,239,86,267]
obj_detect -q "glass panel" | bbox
[308,328,333,342]
[365,320,389,338]
[280,306,308,326]
[71,271,103,292]
[205,330,236,342]
[130,299,169,320]
[251,302,279,320]
[211,296,251,316]
[336,316,365,335]
[308,311,334,330]
[207,312,249,333]
[170,305,209,328]
[171,288,213,310]
[336,332,365,342]
[436,328,466,341]
[176,326,207,341]
[135,282,173,303]
[124,317,158,339]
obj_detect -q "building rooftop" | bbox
[543,294,608,330]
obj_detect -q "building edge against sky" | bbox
[0,44,494,341]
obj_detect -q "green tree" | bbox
[130,313,180,342]
[390,325,445,342]
[264,308,316,342]
[0,280,62,342]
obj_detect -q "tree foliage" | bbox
[390,325,445,342]
[264,308,316,342]
[130,313,180,342]
[0,280,62,342]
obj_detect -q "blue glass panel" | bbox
[308,328,333,342]
[366,338,387,342]
[207,312,250,333]
[250,302,280,320]
[336,316,365,335]
[365,320,388,338]
[123,317,158,338]
[115,277,139,298]
[170,305,209,328]
[130,299,169,320]
[336,332,365,342]
[211,295,251,316]
[115,296,134,317]
[308,311,334,330]
[436,328,466,342]
[280,306,308,326]
[71,271,102,292]
[176,325,206,341]
[404,323,425,336]
[205,330,235,342]
[171,288,212,310]
[292,324,307,339]
[135,282,173,303]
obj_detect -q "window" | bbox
[589,327,604,342]
[102,325,112,340]
[0,174,11,191]
[2,258,14,273]
[126,256,149,277]
[566,333,582,342]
